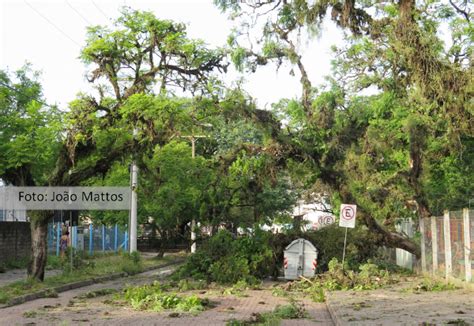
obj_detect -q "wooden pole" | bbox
[463,208,471,282]
[443,210,452,280]
[420,218,427,273]
[431,216,438,274]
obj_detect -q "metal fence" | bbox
[48,223,128,255]
[420,209,473,283]
[395,218,415,270]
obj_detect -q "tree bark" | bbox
[361,210,421,258]
[27,212,52,281]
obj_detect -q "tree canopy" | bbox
[1,2,472,280]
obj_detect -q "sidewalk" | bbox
[0,278,335,326]
[0,268,62,287]
[325,283,474,325]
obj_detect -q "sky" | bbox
[0,0,343,110]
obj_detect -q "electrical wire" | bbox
[65,0,92,25]
[24,0,81,46]
[91,0,109,20]
[0,81,56,109]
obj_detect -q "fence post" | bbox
[70,226,74,249]
[72,226,77,248]
[431,216,438,274]
[124,229,128,251]
[102,224,106,252]
[463,208,471,282]
[420,218,427,273]
[89,224,93,256]
[56,222,61,256]
[443,210,452,280]
[114,224,118,252]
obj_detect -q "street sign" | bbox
[339,204,357,228]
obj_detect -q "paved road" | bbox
[0,266,334,325]
[326,281,474,325]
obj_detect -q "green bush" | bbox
[63,248,88,272]
[124,281,206,313]
[226,301,306,325]
[177,279,207,291]
[210,256,250,284]
[175,229,273,284]
[46,255,63,270]
[412,278,459,292]
[120,251,143,274]
[301,225,381,272]
[273,302,306,319]
[0,257,30,271]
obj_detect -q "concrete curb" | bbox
[325,290,343,326]
[0,259,184,309]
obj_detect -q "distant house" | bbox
[295,200,335,231]
[264,198,336,234]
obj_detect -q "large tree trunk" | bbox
[361,211,421,258]
[27,211,52,281]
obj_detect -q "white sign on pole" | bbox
[339,204,357,228]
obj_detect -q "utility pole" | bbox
[180,134,208,253]
[68,170,73,270]
[190,136,196,253]
[130,162,138,253]
[181,106,212,254]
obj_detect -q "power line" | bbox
[0,81,56,109]
[66,0,92,25]
[24,0,81,46]
[91,0,109,20]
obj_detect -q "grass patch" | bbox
[411,278,460,292]
[1,257,30,271]
[0,252,173,304]
[176,279,207,291]
[226,301,306,325]
[445,319,470,325]
[123,281,209,314]
[351,301,372,311]
[0,255,66,273]
[222,280,259,297]
[23,310,39,318]
[75,288,118,299]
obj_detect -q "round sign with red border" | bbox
[342,206,355,220]
[339,204,357,228]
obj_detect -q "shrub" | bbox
[301,225,381,272]
[177,279,207,291]
[175,229,273,284]
[120,251,143,274]
[226,301,306,325]
[210,256,250,284]
[124,281,206,313]
[273,302,306,319]
[412,278,459,292]
[63,248,88,272]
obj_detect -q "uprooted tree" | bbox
[216,0,473,257]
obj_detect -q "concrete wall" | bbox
[0,222,31,264]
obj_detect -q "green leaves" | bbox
[0,68,62,185]
[81,8,225,98]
